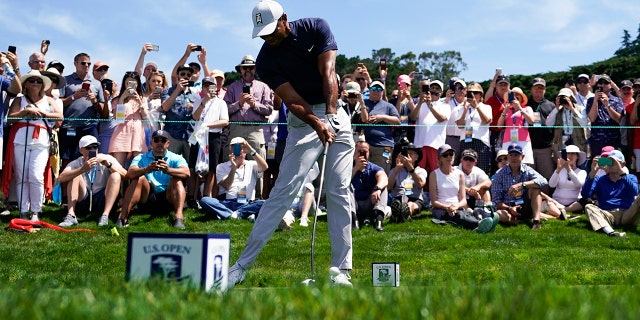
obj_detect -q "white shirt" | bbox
[446,98,465,137]
[458,102,492,147]
[458,164,489,188]
[216,160,263,200]
[548,167,587,205]
[413,100,451,149]
[433,167,463,205]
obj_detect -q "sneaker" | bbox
[374,215,384,232]
[98,215,109,227]
[227,263,247,289]
[329,267,353,287]
[116,219,129,228]
[30,212,40,222]
[187,198,201,210]
[559,208,568,220]
[246,214,256,223]
[489,212,500,232]
[608,231,626,237]
[531,220,542,230]
[0,209,10,216]
[59,214,78,227]
[390,199,410,223]
[299,216,310,227]
[173,218,185,229]
[277,219,291,231]
[20,212,29,219]
[229,211,239,219]
[475,217,493,233]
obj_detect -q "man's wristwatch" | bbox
[372,186,382,192]
[250,149,257,157]
[106,161,113,169]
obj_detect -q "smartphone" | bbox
[357,62,365,69]
[151,44,159,52]
[595,86,603,93]
[101,79,113,92]
[380,58,387,71]
[496,68,502,75]
[401,146,408,157]
[566,79,574,86]
[413,72,424,80]
[399,82,407,91]
[422,84,429,94]
[466,91,474,99]
[88,150,97,159]
[187,80,195,87]
[233,144,242,157]
[154,155,164,162]
[44,40,51,45]
[7,46,16,54]
[561,148,567,161]
[193,45,202,51]
[128,81,136,89]
[209,88,215,95]
[242,85,251,94]
[359,150,366,157]
[154,86,162,94]
[598,157,613,166]
[82,82,90,91]
[508,91,515,102]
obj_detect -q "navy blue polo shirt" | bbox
[351,161,385,201]
[256,18,338,105]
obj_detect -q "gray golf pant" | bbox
[235,104,355,270]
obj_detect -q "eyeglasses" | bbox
[153,137,168,143]
[462,157,476,162]
[577,80,589,84]
[471,91,482,95]
[79,61,91,66]
[178,72,192,77]
[31,60,46,64]
[26,78,43,84]
[430,91,442,96]
[533,85,545,90]
[356,78,366,82]
[85,145,98,150]
[455,86,464,91]
[497,157,508,162]
[96,66,109,72]
[124,71,140,78]
[441,152,454,158]
[241,66,255,71]
[370,86,384,92]
[597,81,609,86]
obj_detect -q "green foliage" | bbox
[1,206,640,318]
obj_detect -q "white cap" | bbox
[78,135,100,149]
[252,0,284,38]
[230,137,247,145]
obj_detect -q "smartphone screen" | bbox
[82,82,90,91]
[380,58,387,70]
[359,150,366,157]
[508,91,515,102]
[88,150,97,159]
[128,81,136,89]
[233,144,242,157]
[154,86,162,93]
[242,85,250,94]
[422,85,429,93]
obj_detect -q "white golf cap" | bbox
[252,0,284,38]
[78,135,100,149]
[230,137,247,145]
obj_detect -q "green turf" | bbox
[1,206,639,319]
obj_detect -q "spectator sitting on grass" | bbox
[388,142,427,222]
[541,145,587,220]
[429,145,496,233]
[350,141,389,232]
[457,149,492,209]
[580,150,640,237]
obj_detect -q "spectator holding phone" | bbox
[543,145,587,219]
[394,74,416,143]
[361,81,401,172]
[546,88,588,156]
[444,78,468,156]
[108,71,148,168]
[586,75,624,159]
[116,130,190,229]
[350,141,389,231]
[133,43,159,91]
[199,137,267,220]
[455,82,492,173]
[60,53,107,169]
[570,74,594,111]
[341,81,365,138]
[388,142,427,222]
[161,63,198,160]
[57,135,125,227]
[411,80,450,175]
[581,150,640,237]
[497,87,534,166]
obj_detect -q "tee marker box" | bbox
[126,232,230,292]
[372,262,400,287]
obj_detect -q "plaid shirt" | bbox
[490,163,548,205]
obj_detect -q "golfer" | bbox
[228,0,355,287]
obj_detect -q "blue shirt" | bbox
[256,18,338,105]
[161,85,197,141]
[363,99,399,147]
[61,73,105,128]
[351,161,384,200]
[586,94,624,144]
[490,163,548,205]
[580,173,638,210]
[0,75,13,137]
[130,150,188,193]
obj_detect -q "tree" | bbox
[416,50,468,83]
[615,29,633,57]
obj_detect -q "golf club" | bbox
[302,142,329,286]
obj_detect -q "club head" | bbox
[301,278,315,286]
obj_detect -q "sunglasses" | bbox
[356,78,366,82]
[471,91,482,95]
[241,66,255,71]
[26,78,43,84]
[497,157,508,162]
[85,144,99,150]
[96,66,109,72]
[455,86,464,91]
[462,157,476,162]
[178,72,192,77]
[125,71,140,78]
[31,60,46,64]
[79,61,92,66]
[577,80,589,84]
[153,137,168,143]
[441,152,454,158]
[430,91,442,96]
[370,86,384,92]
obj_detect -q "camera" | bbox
[400,145,408,156]
[347,92,356,99]
[187,80,195,87]
[466,91,474,99]
[559,97,570,105]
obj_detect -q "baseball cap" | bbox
[370,81,385,90]
[430,80,444,91]
[634,79,640,86]
[397,75,411,85]
[577,74,589,81]
[211,69,225,79]
[152,130,170,139]
[47,60,64,70]
[93,61,108,71]
[252,0,284,38]
[620,80,633,88]
[495,149,508,161]
[607,150,625,163]
[188,62,201,72]
[177,64,194,74]
[532,77,546,87]
[507,143,523,154]
[461,149,477,160]
[597,74,612,84]
[496,75,510,84]
[454,79,467,88]
[230,137,247,145]
[78,135,100,149]
[557,88,573,98]
[344,81,360,94]
[144,62,158,71]
[202,76,215,85]
[437,144,454,155]
[601,146,615,156]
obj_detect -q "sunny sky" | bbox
[3,0,640,87]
